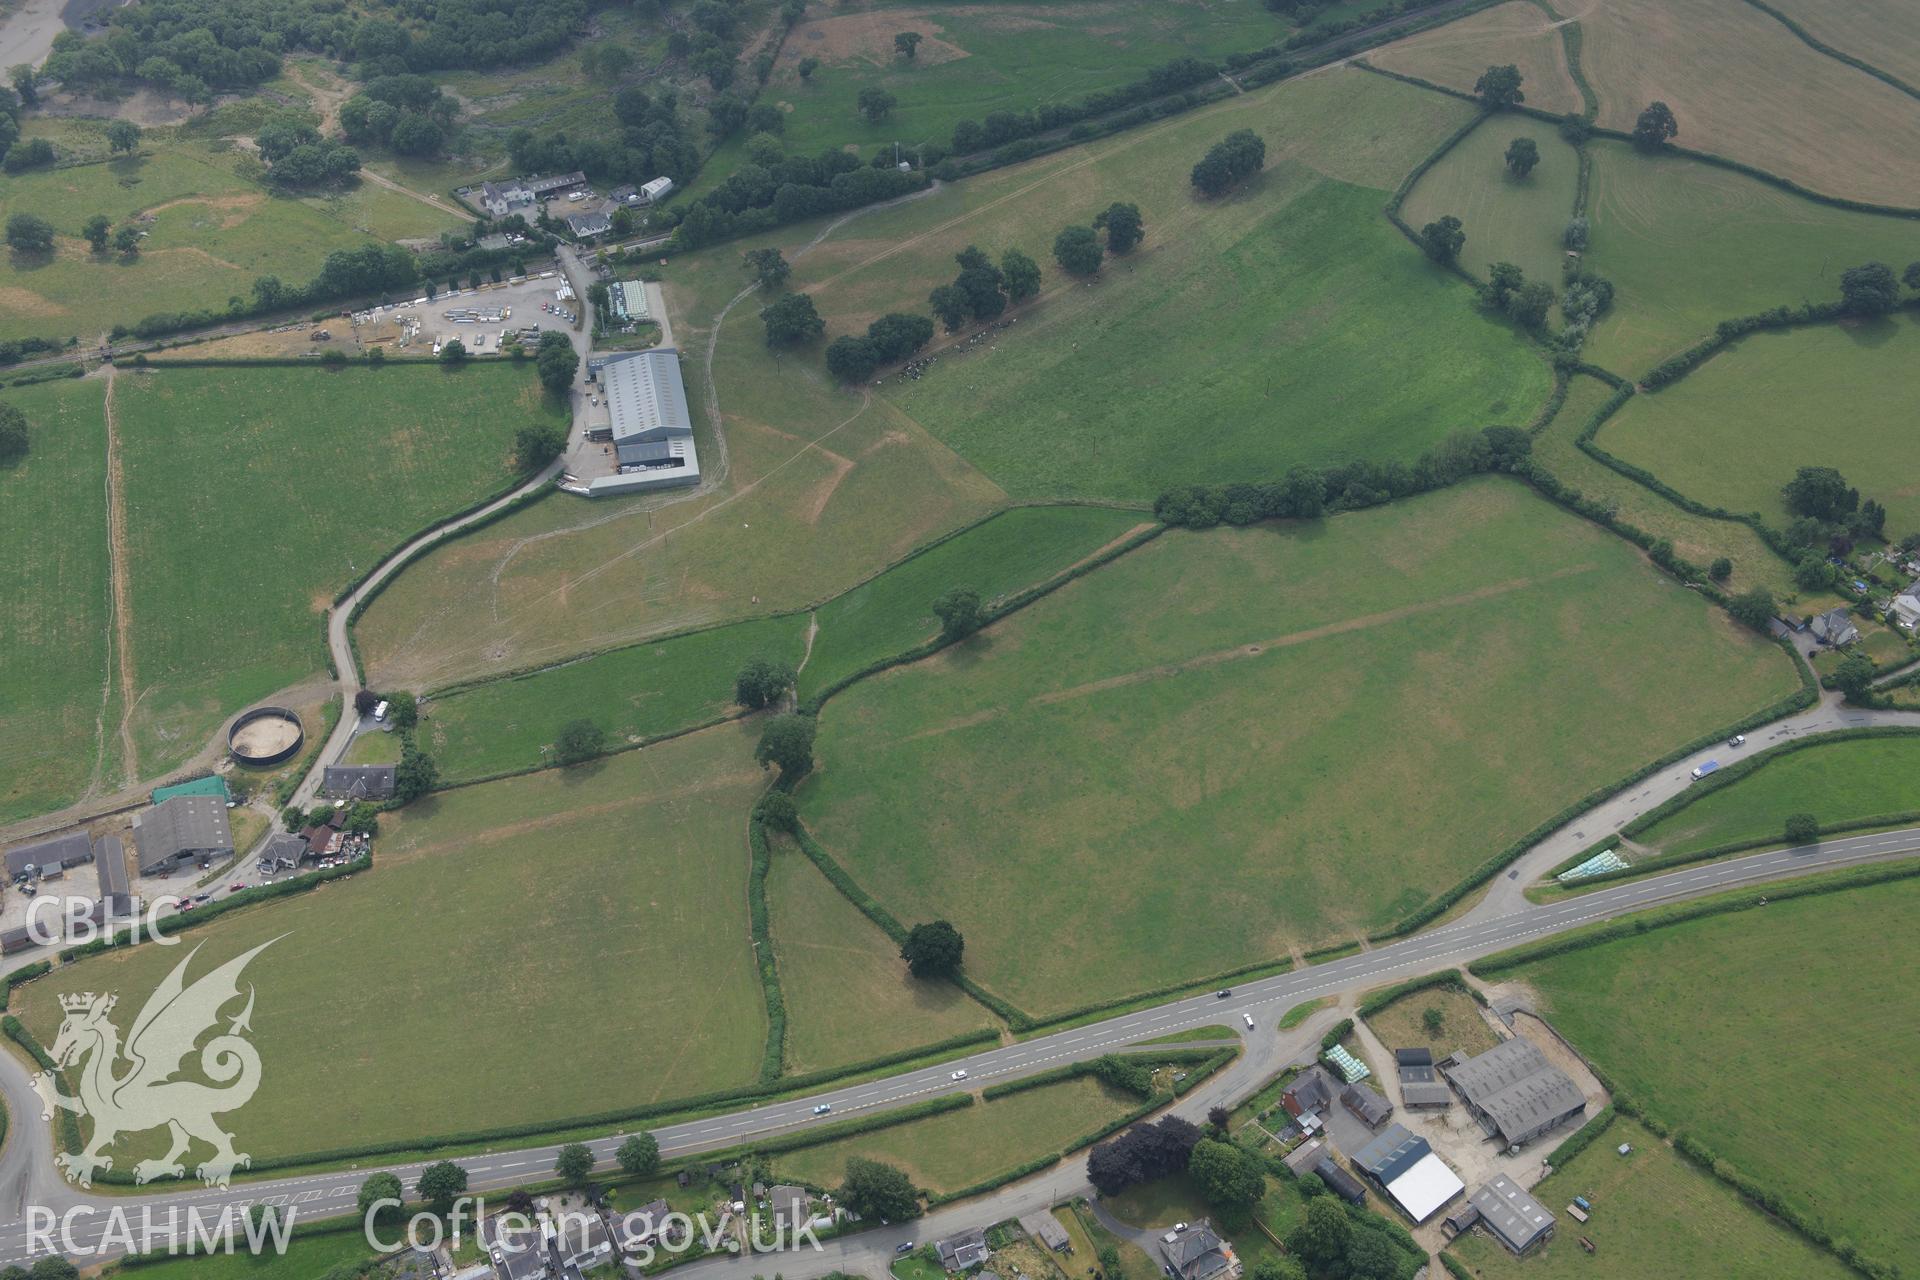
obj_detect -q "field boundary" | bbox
[1732,0,1920,104]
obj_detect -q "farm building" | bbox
[1159,1222,1236,1280]
[1342,1083,1393,1128]
[132,795,234,875]
[5,830,95,880]
[1443,1037,1586,1149]
[524,171,588,198]
[641,176,674,203]
[1466,1174,1556,1255]
[1314,1158,1367,1204]
[93,836,133,917]
[151,775,230,805]
[934,1229,989,1271]
[609,184,640,206]
[1019,1211,1070,1252]
[1396,1047,1451,1108]
[1352,1123,1464,1223]
[586,349,701,495]
[324,765,397,801]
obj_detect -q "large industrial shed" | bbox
[586,348,700,496]
[1352,1123,1464,1223]
[1443,1037,1586,1149]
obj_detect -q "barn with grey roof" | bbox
[1443,1037,1586,1149]
[1464,1174,1556,1254]
[586,349,701,495]
[131,795,234,875]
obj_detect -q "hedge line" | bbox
[1544,1104,1615,1170]
[1734,0,1920,103]
[744,1094,972,1161]
[133,354,438,369]
[1011,954,1293,1041]
[1438,1253,1474,1280]
[747,817,787,1083]
[3,1015,82,1155]
[0,961,50,1012]
[1356,969,1471,1018]
[1319,1019,1354,1052]
[432,710,741,793]
[1470,857,1920,976]
[979,1048,1226,1101]
[1376,91,1490,287]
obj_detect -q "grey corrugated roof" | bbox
[1315,1158,1367,1203]
[1353,1123,1430,1184]
[1445,1038,1585,1146]
[7,830,95,878]
[1401,1081,1453,1107]
[94,836,130,902]
[1018,1211,1068,1250]
[602,348,692,446]
[935,1229,988,1270]
[1282,1137,1326,1177]
[132,796,234,872]
[1469,1174,1555,1253]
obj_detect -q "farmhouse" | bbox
[1158,1222,1237,1280]
[1443,1037,1586,1149]
[478,180,535,218]
[567,210,613,239]
[585,349,701,495]
[131,794,235,875]
[934,1229,990,1271]
[1281,1065,1338,1124]
[767,1184,812,1228]
[5,830,95,880]
[1464,1174,1556,1255]
[1351,1123,1465,1224]
[1809,606,1860,648]
[1019,1211,1070,1253]
[324,764,397,801]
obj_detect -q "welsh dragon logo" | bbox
[34,940,276,1189]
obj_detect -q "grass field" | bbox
[342,727,404,766]
[1633,735,1920,854]
[1578,141,1920,374]
[1594,315,1920,534]
[1580,0,1920,207]
[1763,0,1920,88]
[1513,873,1920,1267]
[100,1227,377,1280]
[799,505,1149,699]
[1400,114,1580,292]
[18,723,770,1163]
[1369,1,1583,115]
[0,124,435,344]
[1447,1117,1854,1279]
[0,376,113,825]
[423,614,809,784]
[356,68,1509,691]
[113,363,566,778]
[767,830,995,1072]
[1361,984,1500,1061]
[771,1075,1138,1194]
[798,479,1796,1015]
[690,0,1289,199]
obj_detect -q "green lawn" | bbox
[1633,734,1920,854]
[770,1075,1139,1194]
[1511,874,1920,1270]
[113,363,566,778]
[1579,140,1920,375]
[1447,1117,1855,1279]
[0,376,113,824]
[342,727,405,766]
[767,830,995,1073]
[1595,315,1920,535]
[101,1226,377,1280]
[423,613,809,784]
[799,479,1796,1015]
[799,505,1148,699]
[19,721,771,1166]
[1401,114,1581,294]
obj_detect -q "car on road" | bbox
[950,1070,968,1081]
[1690,760,1721,780]
[1215,988,1232,998]
[812,1103,832,1116]
[230,883,247,892]
[1727,734,1746,747]
[895,1243,915,1255]
[1242,1013,1255,1029]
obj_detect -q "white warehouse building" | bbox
[585,348,700,496]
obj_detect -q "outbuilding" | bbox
[1352,1123,1465,1224]
[1443,1038,1586,1150]
[1468,1174,1556,1255]
[132,795,234,875]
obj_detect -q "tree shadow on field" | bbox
[1253,516,1332,550]
[1836,309,1917,351]
[942,631,995,672]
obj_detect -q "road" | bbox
[0,812,1912,1268]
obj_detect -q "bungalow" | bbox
[934,1228,990,1271]
[1809,606,1860,648]
[480,1214,548,1280]
[1889,586,1920,630]
[323,764,395,801]
[568,210,613,239]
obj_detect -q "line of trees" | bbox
[947,56,1221,158]
[1191,129,1267,197]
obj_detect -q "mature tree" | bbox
[1091,1054,1154,1098]
[514,422,567,471]
[755,713,817,777]
[735,655,798,708]
[4,137,54,172]
[856,87,897,123]
[826,333,880,382]
[1248,1259,1307,1280]
[1632,100,1679,150]
[1190,150,1233,197]
[113,224,141,257]
[761,291,825,347]
[797,56,820,81]
[867,312,935,363]
[1191,128,1265,196]
[1564,215,1590,250]
[105,120,142,156]
[1709,556,1733,581]
[1782,466,1858,522]
[1053,223,1103,276]
[29,1258,80,1280]
[1098,1246,1123,1278]
[355,688,380,715]
[1422,1006,1444,1035]
[1086,1116,1202,1196]
[1286,1198,1352,1272]
[1840,261,1901,314]
[1482,261,1524,310]
[894,31,923,60]
[1794,553,1837,592]
[357,1171,405,1219]
[743,246,791,290]
[932,586,984,639]
[1095,202,1145,254]
[1505,280,1555,329]
[536,330,579,392]
[1474,63,1525,109]
[439,338,468,365]
[81,214,111,253]
[617,1133,661,1177]
[5,213,55,255]
[555,1142,595,1184]
[392,746,437,804]
[1834,652,1876,702]
[416,1160,468,1208]
[553,718,608,766]
[1206,1105,1230,1132]
[928,283,970,333]
[1001,248,1041,301]
[1504,136,1539,177]
[901,920,964,978]
[1419,215,1466,265]
[757,789,800,832]
[1784,813,1819,845]
[1188,1138,1265,1213]
[9,63,37,106]
[839,1158,919,1221]
[1344,1230,1399,1280]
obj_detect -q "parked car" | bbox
[895,1243,915,1255]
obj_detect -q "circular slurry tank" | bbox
[228,706,305,766]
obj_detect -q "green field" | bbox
[800,504,1148,699]
[1634,735,1920,854]
[1595,316,1920,535]
[768,833,994,1072]
[100,1227,378,1280]
[424,613,809,783]
[1447,1117,1854,1279]
[0,377,113,824]
[0,125,433,344]
[1513,873,1920,1268]
[1579,141,1920,374]
[1401,115,1581,293]
[19,719,770,1165]
[799,479,1796,1015]
[1361,983,1500,1061]
[113,363,566,778]
[771,1075,1138,1194]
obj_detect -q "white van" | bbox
[1242,1012,1255,1030]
